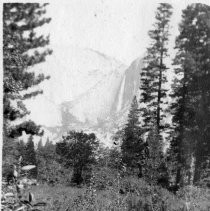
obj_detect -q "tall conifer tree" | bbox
[3,3,52,139]
[139,3,173,135]
[121,96,144,176]
[3,4,52,167]
[169,3,210,185]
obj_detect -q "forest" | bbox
[2,2,210,211]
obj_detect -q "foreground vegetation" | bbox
[6,177,210,211]
[2,156,210,211]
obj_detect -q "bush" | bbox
[37,160,72,186]
[177,185,210,211]
[70,174,185,211]
[120,176,185,211]
[1,158,47,211]
[90,167,118,190]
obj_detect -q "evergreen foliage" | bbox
[143,128,169,187]
[36,139,67,184]
[168,3,210,186]
[3,3,52,180]
[56,131,99,185]
[3,3,52,139]
[96,145,122,171]
[24,136,37,178]
[121,96,144,176]
[139,3,173,135]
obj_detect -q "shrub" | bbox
[1,157,47,211]
[120,176,185,211]
[90,167,118,190]
[177,185,210,211]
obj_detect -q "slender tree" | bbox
[24,136,37,178]
[121,96,144,176]
[139,3,173,135]
[37,138,43,151]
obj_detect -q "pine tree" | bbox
[143,128,168,186]
[190,4,210,184]
[17,140,26,159]
[37,138,43,151]
[56,131,99,185]
[167,52,193,187]
[169,3,210,185]
[121,96,144,176]
[36,138,60,183]
[25,136,37,178]
[3,3,52,139]
[139,3,173,135]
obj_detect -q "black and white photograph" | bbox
[1,0,210,210]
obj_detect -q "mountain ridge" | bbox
[23,47,142,146]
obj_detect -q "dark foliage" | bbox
[121,96,145,176]
[139,3,173,135]
[168,3,210,186]
[3,3,52,170]
[56,131,99,185]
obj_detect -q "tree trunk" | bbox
[157,34,164,134]
[72,166,83,185]
[157,70,162,134]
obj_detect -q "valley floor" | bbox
[28,182,210,211]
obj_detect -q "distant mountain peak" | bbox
[25,46,142,146]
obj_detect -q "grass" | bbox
[29,184,82,210]
[30,184,126,211]
[28,180,188,211]
[29,181,210,211]
[3,173,210,210]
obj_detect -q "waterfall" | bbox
[116,75,126,112]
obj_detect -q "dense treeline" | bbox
[121,3,210,189]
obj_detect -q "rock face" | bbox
[25,47,142,145]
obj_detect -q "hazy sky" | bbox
[43,0,210,65]
[3,0,210,129]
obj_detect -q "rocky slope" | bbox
[24,47,142,146]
